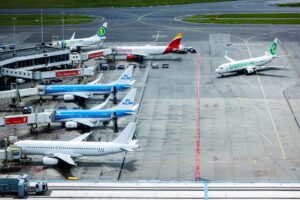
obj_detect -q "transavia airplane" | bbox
[14,122,139,166]
[41,65,135,102]
[54,88,138,132]
[50,22,107,51]
[115,33,183,62]
[215,38,287,77]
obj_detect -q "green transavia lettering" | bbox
[229,61,255,70]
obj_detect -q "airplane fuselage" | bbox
[216,55,274,75]
[44,84,131,96]
[15,140,134,157]
[53,36,103,49]
[54,109,134,122]
[115,46,169,56]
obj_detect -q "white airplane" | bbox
[215,38,286,76]
[50,22,107,51]
[114,33,183,61]
[14,122,139,166]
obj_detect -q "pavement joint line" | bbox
[245,39,286,159]
[283,90,300,130]
[117,65,150,181]
[255,71,286,160]
[195,50,200,181]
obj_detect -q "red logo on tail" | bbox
[164,33,183,54]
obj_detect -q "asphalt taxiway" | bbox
[1,0,300,182]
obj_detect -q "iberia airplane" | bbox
[114,33,183,61]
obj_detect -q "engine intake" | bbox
[43,156,58,165]
[65,121,78,128]
[63,94,75,101]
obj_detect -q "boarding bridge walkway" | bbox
[1,67,95,80]
[0,88,38,100]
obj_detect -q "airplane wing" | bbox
[70,132,92,142]
[73,92,90,99]
[71,118,95,127]
[90,94,111,110]
[87,74,103,85]
[52,152,76,166]
[224,51,235,62]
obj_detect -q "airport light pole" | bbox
[61,12,65,43]
[40,9,44,45]
[12,18,16,45]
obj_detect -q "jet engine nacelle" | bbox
[50,41,64,49]
[63,94,75,101]
[69,46,78,52]
[245,68,255,74]
[127,55,143,62]
[42,156,58,165]
[65,121,78,128]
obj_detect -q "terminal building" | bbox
[0,46,71,82]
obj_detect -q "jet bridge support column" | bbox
[112,112,118,133]
[112,86,117,104]
[10,83,24,108]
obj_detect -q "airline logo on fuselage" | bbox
[122,99,134,105]
[117,48,133,53]
[229,61,255,70]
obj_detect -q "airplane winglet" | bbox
[90,94,111,110]
[175,33,183,39]
[71,132,92,142]
[87,73,103,85]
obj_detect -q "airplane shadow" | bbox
[217,70,289,78]
[255,72,289,78]
[29,159,139,179]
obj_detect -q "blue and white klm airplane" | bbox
[54,88,138,129]
[14,122,139,166]
[43,65,134,101]
[50,22,107,51]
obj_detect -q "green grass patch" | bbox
[1,0,235,9]
[0,14,92,26]
[183,13,300,24]
[277,3,300,7]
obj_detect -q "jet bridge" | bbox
[0,111,54,133]
[1,67,95,80]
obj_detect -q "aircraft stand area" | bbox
[1,0,300,198]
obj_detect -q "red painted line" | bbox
[195,51,201,181]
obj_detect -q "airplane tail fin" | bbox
[113,65,134,86]
[111,88,137,110]
[267,38,280,57]
[164,33,183,54]
[113,122,137,144]
[95,22,108,38]
[70,32,75,40]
